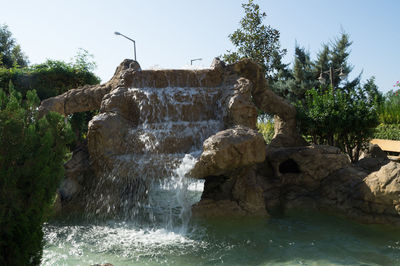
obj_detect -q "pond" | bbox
[43,192,400,265]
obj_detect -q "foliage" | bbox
[0,86,74,265]
[378,83,400,124]
[222,0,289,81]
[257,120,274,144]
[373,124,400,141]
[296,86,379,162]
[275,33,365,104]
[272,45,319,101]
[0,50,100,145]
[0,24,28,68]
[0,57,100,100]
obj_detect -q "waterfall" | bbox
[87,84,224,232]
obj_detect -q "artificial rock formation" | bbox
[40,58,304,215]
[193,141,400,224]
[191,126,266,178]
[39,58,400,225]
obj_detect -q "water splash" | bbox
[85,85,222,233]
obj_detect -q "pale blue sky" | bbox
[2,0,399,92]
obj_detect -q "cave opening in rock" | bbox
[279,159,301,174]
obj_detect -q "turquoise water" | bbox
[42,211,400,265]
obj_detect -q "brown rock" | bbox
[38,59,140,117]
[192,166,268,216]
[363,161,400,209]
[229,58,306,147]
[224,78,258,129]
[191,126,266,179]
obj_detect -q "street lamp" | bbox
[318,66,347,89]
[114,31,136,61]
[190,58,202,65]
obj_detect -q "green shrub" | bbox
[257,120,274,144]
[0,54,100,146]
[0,87,74,265]
[373,124,400,140]
[0,58,100,101]
[296,87,379,162]
[378,88,400,124]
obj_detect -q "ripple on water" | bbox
[43,212,400,266]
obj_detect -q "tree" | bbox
[296,79,381,163]
[272,45,320,102]
[0,85,74,265]
[0,24,28,68]
[287,33,382,162]
[222,0,289,81]
[276,33,362,104]
[0,49,101,146]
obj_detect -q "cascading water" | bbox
[120,85,222,227]
[85,84,224,227]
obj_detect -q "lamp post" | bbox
[190,58,202,65]
[114,31,136,61]
[318,66,347,90]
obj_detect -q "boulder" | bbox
[191,126,266,179]
[192,166,269,217]
[363,161,400,215]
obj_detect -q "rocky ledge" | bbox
[192,139,400,225]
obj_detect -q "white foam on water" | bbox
[42,221,207,266]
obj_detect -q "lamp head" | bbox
[339,69,347,80]
[114,31,121,36]
[318,73,326,85]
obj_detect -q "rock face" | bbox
[40,58,400,225]
[192,145,351,217]
[194,142,400,224]
[191,126,266,178]
[40,58,305,215]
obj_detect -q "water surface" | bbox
[43,211,400,265]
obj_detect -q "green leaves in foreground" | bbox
[0,87,74,265]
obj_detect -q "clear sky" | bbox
[2,0,399,93]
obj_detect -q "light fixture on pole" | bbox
[114,31,136,61]
[318,66,347,89]
[190,58,202,65]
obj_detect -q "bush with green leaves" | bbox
[0,87,74,265]
[0,51,100,101]
[373,124,400,141]
[257,120,274,144]
[297,87,379,162]
[0,49,100,145]
[378,85,400,125]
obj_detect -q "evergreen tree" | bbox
[0,85,74,265]
[293,33,382,162]
[279,33,362,104]
[0,24,28,68]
